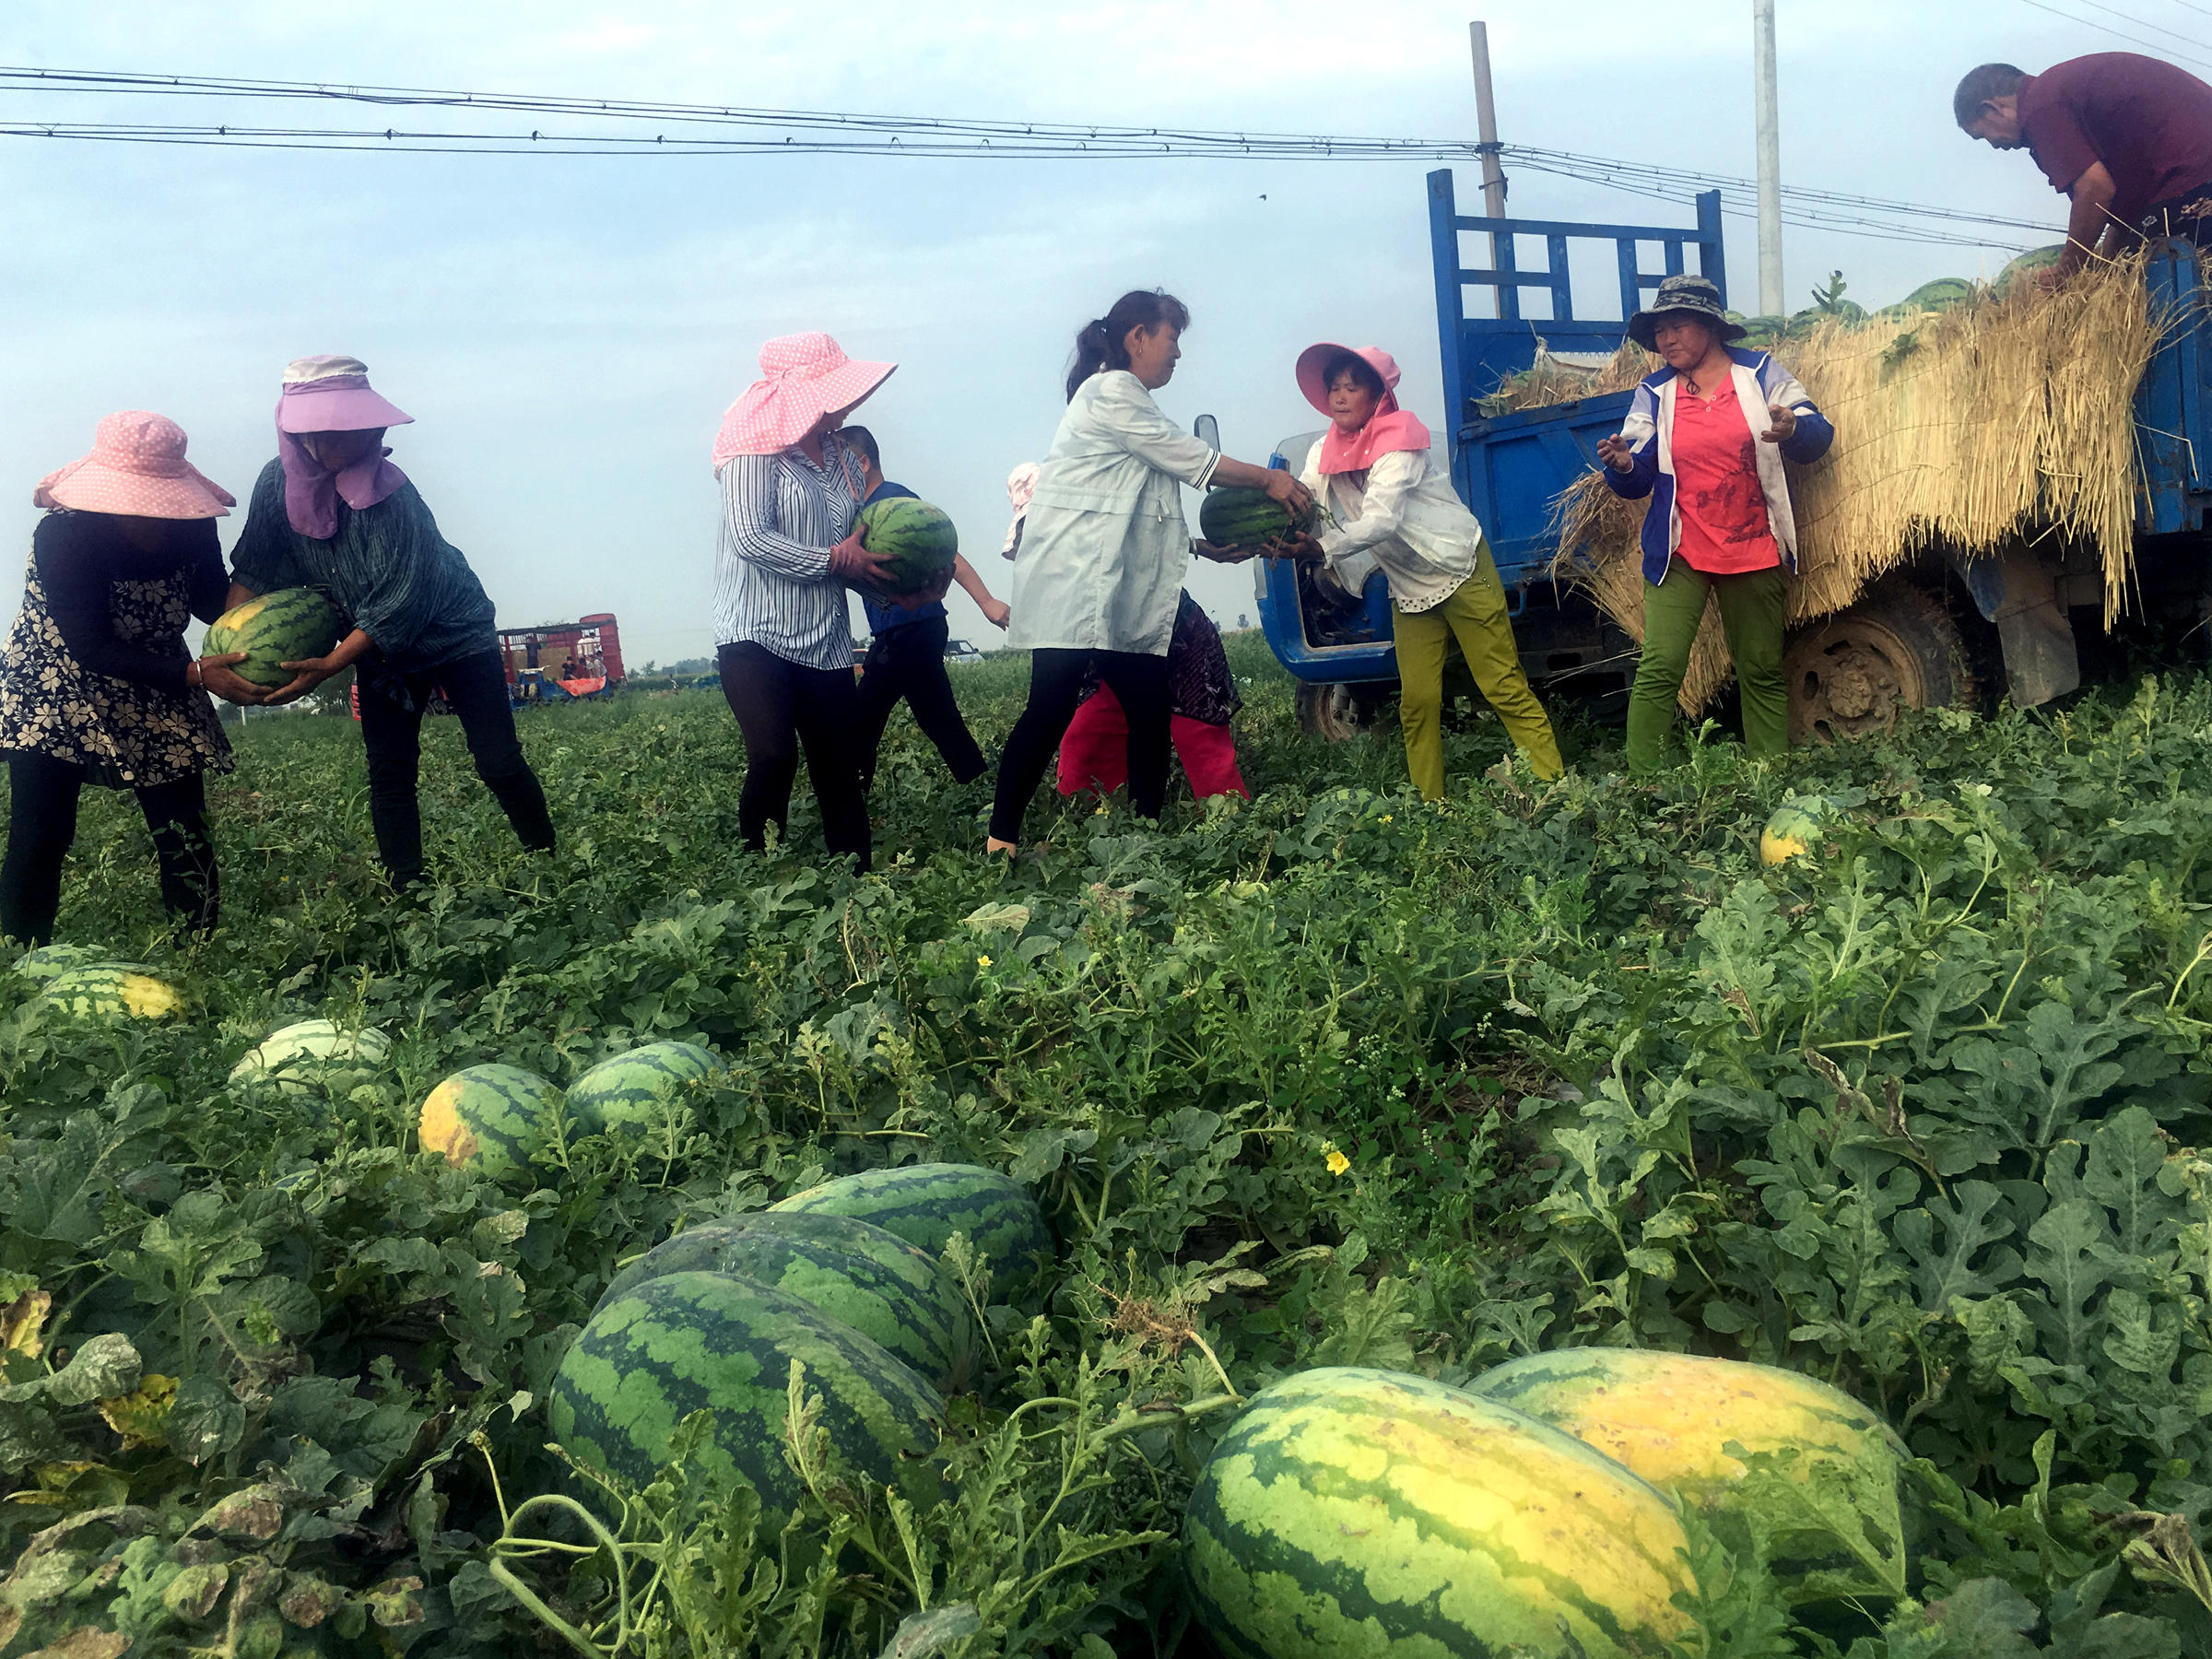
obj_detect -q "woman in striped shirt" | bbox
[710,333,899,871]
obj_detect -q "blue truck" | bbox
[1251,168,2212,741]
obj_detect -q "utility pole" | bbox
[1469,21,1508,318]
[1753,0,1784,316]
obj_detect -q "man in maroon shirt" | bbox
[1956,53,2212,286]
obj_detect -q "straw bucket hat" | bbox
[33,412,235,519]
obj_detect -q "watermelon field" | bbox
[10,634,2212,1657]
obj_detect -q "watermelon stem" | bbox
[488,1493,631,1659]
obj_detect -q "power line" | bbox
[2013,0,2212,71]
[2055,0,2212,52]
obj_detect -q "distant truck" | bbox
[500,613,624,707]
[1253,169,2212,739]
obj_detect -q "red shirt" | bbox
[1671,379,1780,575]
[2021,53,2212,222]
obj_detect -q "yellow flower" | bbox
[1382,814,1394,823]
[977,954,993,970]
[1325,1149,1350,1176]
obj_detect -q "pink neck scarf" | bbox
[1317,391,1432,476]
[278,428,406,539]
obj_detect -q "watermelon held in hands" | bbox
[857,497,958,601]
[417,1063,560,1178]
[771,1162,1053,1304]
[1198,487,1309,550]
[566,1041,717,1136]
[1183,1367,1694,1659]
[39,966,182,1021]
[1465,1348,1911,1601]
[548,1270,943,1513]
[594,1211,979,1394]
[204,587,344,688]
[229,1018,392,1097]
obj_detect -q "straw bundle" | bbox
[1548,257,2161,712]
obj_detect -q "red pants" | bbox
[1055,685,1249,801]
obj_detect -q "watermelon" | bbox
[229,1018,392,1097]
[566,1041,717,1136]
[1994,244,2065,296]
[12,944,117,983]
[1199,488,1308,550]
[417,1064,559,1178]
[548,1270,942,1512]
[39,966,182,1021]
[1183,1367,1693,1659]
[595,1212,978,1393]
[856,497,959,601]
[1898,277,1974,314]
[1466,1349,1909,1599]
[203,587,345,689]
[1760,797,1833,866]
[770,1163,1053,1301]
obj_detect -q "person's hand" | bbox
[1596,434,1635,472]
[828,530,894,588]
[1267,531,1327,563]
[263,655,345,706]
[2036,264,2066,292]
[1193,537,1256,565]
[980,596,1012,629]
[1760,405,1799,444]
[1260,470,1315,517]
[195,651,266,705]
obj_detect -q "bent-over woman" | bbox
[1056,591,1248,803]
[988,289,1309,853]
[0,413,257,944]
[226,355,557,887]
[1597,274,1834,771]
[711,333,898,869]
[1288,343,1561,796]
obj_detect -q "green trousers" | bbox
[1627,557,1789,774]
[1391,547,1563,799]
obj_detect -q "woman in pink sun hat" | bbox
[224,355,556,888]
[1279,342,1562,799]
[0,412,256,945]
[710,331,899,871]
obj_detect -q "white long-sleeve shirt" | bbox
[711,433,866,669]
[1298,441,1482,614]
[1008,371,1218,655]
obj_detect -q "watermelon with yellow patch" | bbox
[1760,797,1832,866]
[1183,1366,1694,1659]
[203,587,344,688]
[417,1064,559,1178]
[1466,1348,1910,1601]
[39,966,182,1021]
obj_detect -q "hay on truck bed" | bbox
[1529,256,2160,714]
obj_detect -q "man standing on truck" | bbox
[1957,53,2212,285]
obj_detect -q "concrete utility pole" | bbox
[1753,0,1784,315]
[1469,21,1508,316]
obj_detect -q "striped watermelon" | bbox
[12,944,117,983]
[1466,1348,1909,1597]
[857,497,959,600]
[229,1018,392,1097]
[770,1163,1053,1301]
[1198,488,1311,550]
[596,1212,979,1394]
[567,1041,717,1135]
[1759,797,1833,867]
[548,1270,942,1512]
[417,1064,559,1179]
[204,587,345,688]
[39,966,182,1021]
[1185,1367,1693,1659]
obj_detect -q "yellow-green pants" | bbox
[1391,550,1563,798]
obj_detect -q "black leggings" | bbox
[717,642,872,870]
[853,615,987,790]
[989,649,1171,843]
[2,751,218,946]
[357,648,556,886]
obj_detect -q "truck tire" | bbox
[1296,682,1382,742]
[1785,582,1975,744]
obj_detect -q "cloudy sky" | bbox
[0,1,2169,663]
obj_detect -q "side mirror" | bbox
[1193,413,1220,451]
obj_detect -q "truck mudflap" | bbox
[1944,544,2081,708]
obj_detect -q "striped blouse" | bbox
[712,434,867,671]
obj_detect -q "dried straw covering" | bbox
[1546,258,2160,712]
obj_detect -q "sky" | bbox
[0,0,2166,664]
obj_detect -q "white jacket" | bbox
[1008,371,1219,655]
[1299,440,1481,613]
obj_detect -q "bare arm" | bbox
[261,627,375,707]
[950,555,1010,629]
[2048,161,2120,285]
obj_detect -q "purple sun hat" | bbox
[276,355,415,434]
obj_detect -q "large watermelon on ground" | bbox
[549,1270,942,1512]
[11,944,116,983]
[856,497,959,601]
[39,966,182,1021]
[1184,1367,1693,1659]
[1199,488,1309,550]
[595,1212,978,1393]
[204,587,345,688]
[230,1018,393,1097]
[770,1163,1053,1302]
[417,1064,559,1178]
[1466,1348,1910,1599]
[566,1041,717,1135]
[1760,796,1833,866]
